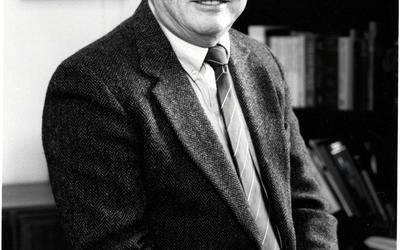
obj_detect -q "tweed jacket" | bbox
[42,1,338,249]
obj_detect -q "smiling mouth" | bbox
[194,0,230,5]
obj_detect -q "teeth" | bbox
[198,0,226,5]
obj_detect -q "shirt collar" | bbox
[148,0,230,78]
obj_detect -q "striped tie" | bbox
[205,44,281,250]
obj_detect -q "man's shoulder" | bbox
[58,17,138,74]
[230,29,285,86]
[47,15,151,104]
[229,29,284,76]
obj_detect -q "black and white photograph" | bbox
[2,0,398,249]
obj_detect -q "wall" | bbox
[4,0,141,184]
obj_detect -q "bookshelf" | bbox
[234,0,398,36]
[233,0,397,249]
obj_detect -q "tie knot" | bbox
[205,44,229,69]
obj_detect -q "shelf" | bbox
[3,182,55,209]
[234,0,398,37]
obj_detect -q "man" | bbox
[42,0,338,249]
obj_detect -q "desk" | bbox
[2,183,70,250]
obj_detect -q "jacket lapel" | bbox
[229,32,295,249]
[152,65,262,245]
[131,1,260,245]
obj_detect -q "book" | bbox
[247,25,290,45]
[293,32,317,107]
[365,21,377,111]
[338,34,355,110]
[248,25,269,44]
[315,35,339,109]
[253,25,379,110]
[304,33,316,107]
[308,148,341,213]
[269,35,307,108]
[384,203,395,221]
[360,170,388,221]
[353,29,370,111]
[295,35,307,108]
[327,141,377,216]
[309,139,360,217]
[346,139,388,221]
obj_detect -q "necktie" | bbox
[205,44,281,249]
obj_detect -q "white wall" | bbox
[4,0,141,184]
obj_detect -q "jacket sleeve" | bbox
[286,104,339,249]
[42,62,154,250]
[282,79,339,249]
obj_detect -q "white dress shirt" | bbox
[149,1,260,171]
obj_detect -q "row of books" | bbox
[248,23,377,110]
[307,139,391,221]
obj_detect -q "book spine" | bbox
[309,148,341,213]
[338,36,354,110]
[248,25,268,44]
[353,30,369,111]
[324,171,353,216]
[328,142,377,216]
[305,34,316,107]
[290,37,301,107]
[314,35,323,107]
[361,170,388,221]
[270,36,301,107]
[366,21,377,111]
[297,35,307,108]
[315,36,339,109]
[309,140,360,216]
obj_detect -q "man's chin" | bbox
[191,30,228,47]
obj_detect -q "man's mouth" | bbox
[194,0,230,6]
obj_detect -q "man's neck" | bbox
[148,0,228,48]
